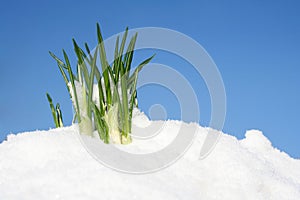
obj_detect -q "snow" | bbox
[0,110,300,199]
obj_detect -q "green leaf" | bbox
[128,54,155,90]
[87,47,98,118]
[84,42,101,82]
[49,51,67,69]
[56,103,64,127]
[97,79,105,116]
[46,93,59,128]
[106,66,123,113]
[113,36,120,83]
[128,70,139,131]
[63,49,81,122]
[119,27,128,58]
[73,39,90,87]
[93,103,109,143]
[112,28,129,84]
[117,28,129,75]
[120,71,129,137]
[97,23,112,109]
[49,51,69,89]
[124,33,137,76]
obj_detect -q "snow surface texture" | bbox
[0,109,300,200]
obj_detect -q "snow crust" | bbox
[0,110,299,199]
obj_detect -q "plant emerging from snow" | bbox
[47,23,154,144]
[46,93,64,128]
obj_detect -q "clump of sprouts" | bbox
[46,23,154,144]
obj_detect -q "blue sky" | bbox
[0,0,299,158]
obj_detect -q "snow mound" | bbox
[240,130,273,152]
[0,112,300,200]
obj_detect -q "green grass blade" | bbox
[84,42,93,63]
[85,42,101,82]
[124,33,138,75]
[85,42,91,55]
[112,28,129,84]
[128,54,155,90]
[73,39,90,87]
[93,103,109,143]
[72,39,84,63]
[49,51,67,69]
[56,103,64,127]
[49,51,69,89]
[46,93,59,128]
[117,27,128,77]
[97,23,112,109]
[120,72,129,137]
[135,54,155,72]
[105,66,124,138]
[87,47,98,118]
[113,36,120,83]
[128,70,139,130]
[107,66,122,110]
[97,79,105,116]
[63,49,81,122]
[119,27,128,58]
[94,64,101,83]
